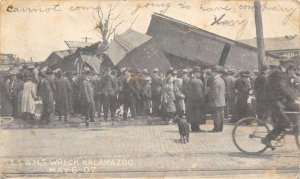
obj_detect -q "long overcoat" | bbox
[208,75,226,108]
[54,78,71,113]
[21,81,37,114]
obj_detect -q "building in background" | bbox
[240,35,300,66]
[43,41,92,67]
[43,50,72,67]
[105,29,171,73]
[147,13,278,72]
[51,42,114,74]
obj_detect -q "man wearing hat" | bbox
[151,68,163,116]
[143,76,152,118]
[45,68,56,92]
[11,73,24,117]
[101,68,118,121]
[37,71,55,123]
[208,65,226,132]
[221,68,236,119]
[166,67,174,77]
[253,65,269,121]
[186,66,205,132]
[80,70,96,125]
[262,59,300,148]
[232,70,252,123]
[122,71,140,121]
[53,70,71,121]
[181,69,190,96]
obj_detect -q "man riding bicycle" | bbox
[262,59,300,149]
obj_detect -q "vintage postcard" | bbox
[0,0,299,178]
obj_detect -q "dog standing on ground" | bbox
[177,118,190,143]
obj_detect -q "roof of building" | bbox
[53,50,72,59]
[65,41,93,52]
[239,35,300,51]
[146,13,277,66]
[105,29,153,65]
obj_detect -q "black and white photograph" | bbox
[0,0,299,178]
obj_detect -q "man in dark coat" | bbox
[11,73,24,117]
[53,70,71,121]
[186,66,205,132]
[143,77,152,117]
[181,69,190,116]
[65,72,74,115]
[37,72,55,123]
[101,68,118,121]
[0,75,13,116]
[232,71,251,123]
[263,61,300,148]
[45,69,56,113]
[122,71,140,121]
[151,68,163,116]
[80,71,95,125]
[94,73,103,118]
[71,73,81,115]
[20,65,31,80]
[208,65,226,132]
[254,65,269,121]
[222,69,236,119]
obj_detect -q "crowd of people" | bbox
[1,60,300,134]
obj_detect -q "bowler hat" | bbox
[239,70,251,77]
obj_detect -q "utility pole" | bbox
[81,37,92,43]
[254,0,265,69]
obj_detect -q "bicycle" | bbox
[232,111,300,155]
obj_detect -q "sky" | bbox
[0,0,299,61]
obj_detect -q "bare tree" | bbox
[94,3,124,48]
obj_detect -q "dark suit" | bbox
[80,79,95,122]
[94,76,103,118]
[53,78,71,120]
[12,79,24,117]
[232,77,251,122]
[101,74,118,121]
[123,77,140,120]
[265,69,299,141]
[38,78,55,122]
[143,83,152,116]
[222,75,236,118]
[151,73,163,116]
[186,76,204,132]
[208,75,226,132]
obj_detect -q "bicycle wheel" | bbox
[232,117,270,155]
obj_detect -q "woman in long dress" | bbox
[21,75,37,120]
[161,75,176,121]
